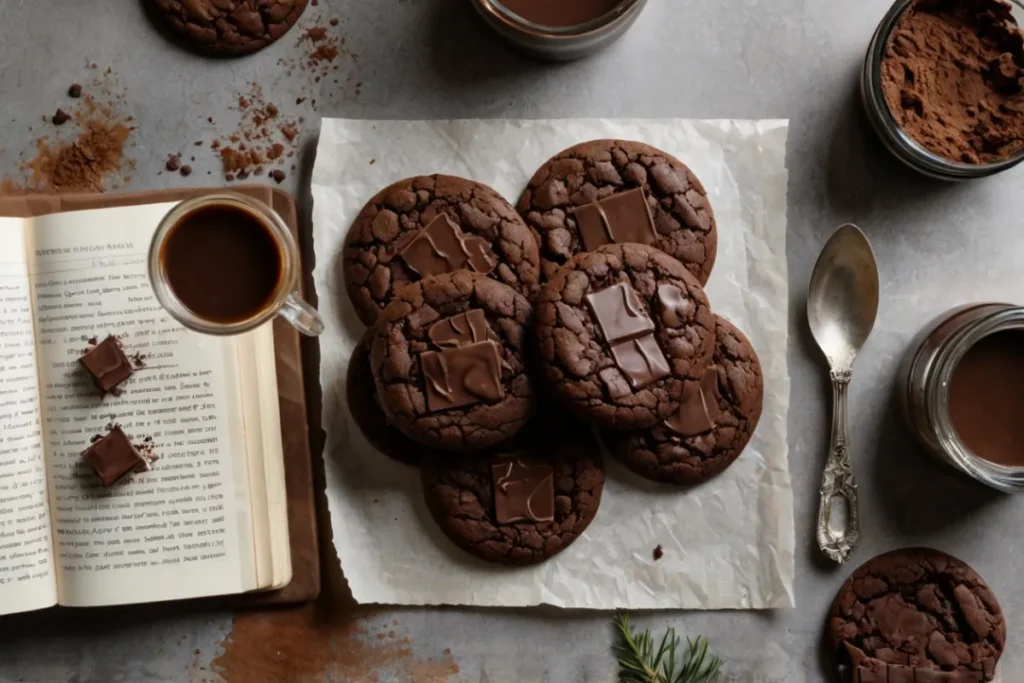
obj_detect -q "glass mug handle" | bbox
[278,292,325,336]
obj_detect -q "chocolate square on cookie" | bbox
[609,336,671,389]
[664,365,722,436]
[421,340,505,413]
[573,187,657,252]
[586,282,656,345]
[492,457,555,524]
[428,309,490,348]
[400,214,496,279]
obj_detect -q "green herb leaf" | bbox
[613,612,723,683]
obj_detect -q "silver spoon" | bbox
[807,224,879,564]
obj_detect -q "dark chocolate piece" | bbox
[664,365,722,436]
[428,309,489,348]
[609,335,671,389]
[82,426,146,487]
[657,283,694,328]
[573,187,657,252]
[585,282,655,345]
[399,214,496,279]
[491,456,555,524]
[421,340,504,413]
[79,335,134,393]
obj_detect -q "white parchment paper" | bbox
[311,119,794,609]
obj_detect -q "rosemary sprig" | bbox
[613,612,723,683]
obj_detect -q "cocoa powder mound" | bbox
[26,119,132,193]
[882,0,1024,164]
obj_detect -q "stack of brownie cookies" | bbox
[341,140,764,566]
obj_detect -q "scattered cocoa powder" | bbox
[25,119,132,192]
[882,0,1024,164]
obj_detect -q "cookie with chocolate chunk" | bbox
[346,334,424,466]
[827,548,1005,681]
[517,139,717,284]
[370,270,534,451]
[148,0,308,56]
[421,416,604,565]
[533,243,714,431]
[344,174,541,326]
[603,315,762,485]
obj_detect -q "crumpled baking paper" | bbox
[311,118,794,609]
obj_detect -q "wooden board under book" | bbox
[0,186,319,605]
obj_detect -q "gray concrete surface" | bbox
[2,0,1024,681]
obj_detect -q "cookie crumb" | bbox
[180,165,192,177]
[68,83,83,98]
[653,545,664,561]
[52,109,71,125]
[165,155,181,172]
[269,169,286,183]
[330,17,339,26]
[369,158,376,165]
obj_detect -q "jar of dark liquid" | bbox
[900,303,1024,491]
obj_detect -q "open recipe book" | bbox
[0,202,290,616]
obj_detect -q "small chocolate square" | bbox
[421,340,505,413]
[399,214,496,279]
[491,457,555,524]
[82,427,146,487]
[79,335,133,393]
[609,334,670,389]
[428,309,489,348]
[573,187,657,252]
[585,282,655,346]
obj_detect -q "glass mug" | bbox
[148,193,324,336]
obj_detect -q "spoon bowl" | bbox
[807,224,879,564]
[808,225,880,370]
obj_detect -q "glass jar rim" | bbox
[864,0,1024,179]
[479,0,640,36]
[927,305,1024,490]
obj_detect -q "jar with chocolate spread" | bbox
[862,0,1024,180]
[900,303,1024,491]
[470,0,647,60]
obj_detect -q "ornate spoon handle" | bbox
[816,368,860,564]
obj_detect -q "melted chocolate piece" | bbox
[573,187,657,252]
[610,335,671,389]
[79,335,134,393]
[428,309,488,348]
[161,204,284,324]
[399,214,497,279]
[421,340,504,413]
[491,456,555,524]
[657,283,693,328]
[665,366,721,436]
[586,282,655,345]
[82,426,146,487]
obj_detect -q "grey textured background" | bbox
[1,0,1023,681]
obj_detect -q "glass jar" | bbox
[900,303,1024,491]
[470,0,647,61]
[861,0,1024,180]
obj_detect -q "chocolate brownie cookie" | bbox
[347,334,423,466]
[421,416,604,565]
[517,139,718,284]
[148,0,308,56]
[370,270,534,451]
[344,175,541,326]
[533,243,715,430]
[827,548,1006,681]
[603,316,762,485]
